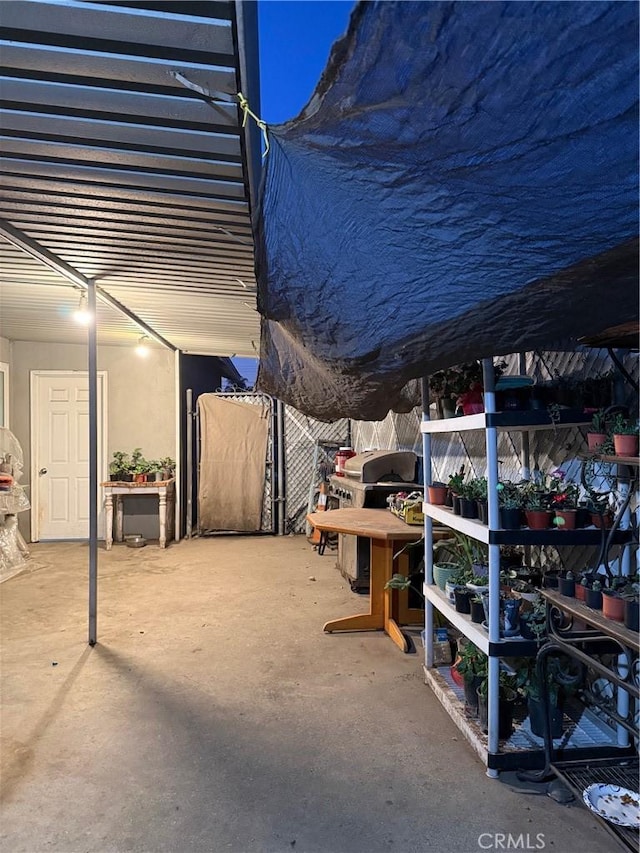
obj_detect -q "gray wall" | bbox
[10,340,176,541]
[0,335,10,363]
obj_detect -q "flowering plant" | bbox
[547,469,579,509]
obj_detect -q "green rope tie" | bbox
[237,92,269,157]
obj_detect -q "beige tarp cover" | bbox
[197,395,269,532]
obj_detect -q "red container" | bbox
[335,447,356,477]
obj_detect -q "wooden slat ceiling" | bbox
[0,0,260,356]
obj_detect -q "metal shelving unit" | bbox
[419,358,635,777]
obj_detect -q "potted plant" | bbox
[523,489,552,530]
[601,586,625,622]
[585,579,603,610]
[548,470,579,530]
[470,595,485,623]
[433,561,459,592]
[447,467,466,514]
[470,477,488,524]
[519,597,547,642]
[466,573,489,595]
[620,581,639,631]
[585,491,613,529]
[575,573,589,602]
[497,483,523,530]
[454,586,473,614]
[477,671,518,739]
[558,570,576,598]
[427,481,447,505]
[159,457,175,480]
[611,413,639,457]
[455,641,487,715]
[109,451,130,482]
[458,482,479,519]
[586,410,609,451]
[517,654,580,740]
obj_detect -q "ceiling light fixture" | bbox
[136,335,150,357]
[73,292,92,325]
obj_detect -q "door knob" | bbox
[39,468,48,475]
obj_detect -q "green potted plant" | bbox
[601,585,625,622]
[131,448,149,483]
[558,570,575,597]
[497,482,523,530]
[516,654,581,740]
[586,410,609,451]
[519,596,547,642]
[611,413,639,457]
[455,641,487,715]
[585,579,603,610]
[447,466,466,514]
[619,580,639,631]
[109,451,131,482]
[585,490,613,529]
[477,671,518,739]
[458,481,479,519]
[470,594,485,623]
[159,456,175,480]
[523,486,552,530]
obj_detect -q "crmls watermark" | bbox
[478,833,546,850]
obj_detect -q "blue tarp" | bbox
[255,1,639,421]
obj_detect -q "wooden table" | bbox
[307,508,425,652]
[102,479,175,550]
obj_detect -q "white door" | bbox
[32,371,107,540]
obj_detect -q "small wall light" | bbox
[73,292,92,325]
[136,335,150,357]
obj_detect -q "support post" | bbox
[186,388,193,539]
[421,377,434,668]
[88,279,98,646]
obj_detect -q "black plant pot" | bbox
[542,571,559,589]
[121,473,134,482]
[500,507,522,530]
[444,489,453,508]
[586,588,603,610]
[624,599,639,632]
[463,675,484,715]
[470,599,485,624]
[460,498,478,519]
[452,495,461,515]
[558,577,575,597]
[477,689,515,739]
[575,507,590,529]
[528,696,564,739]
[110,473,121,481]
[454,588,472,614]
[476,500,488,525]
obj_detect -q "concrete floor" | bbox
[0,537,617,853]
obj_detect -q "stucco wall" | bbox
[10,341,176,541]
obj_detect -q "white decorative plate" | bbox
[582,784,640,828]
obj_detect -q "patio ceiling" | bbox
[0,0,261,356]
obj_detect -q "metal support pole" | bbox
[482,357,500,776]
[276,399,286,535]
[88,279,98,646]
[421,377,434,668]
[186,389,193,539]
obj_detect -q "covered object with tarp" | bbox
[254,0,639,422]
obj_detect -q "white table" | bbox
[102,479,175,549]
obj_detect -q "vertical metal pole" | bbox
[421,377,434,668]
[88,280,98,646]
[174,350,182,542]
[276,399,286,535]
[186,388,193,539]
[483,357,500,776]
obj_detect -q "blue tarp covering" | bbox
[255,1,639,421]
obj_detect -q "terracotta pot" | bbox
[553,509,577,530]
[587,432,607,451]
[525,510,552,530]
[590,511,613,530]
[602,591,625,622]
[134,473,147,483]
[575,583,587,602]
[427,485,447,505]
[613,433,639,457]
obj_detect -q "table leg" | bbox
[159,491,167,548]
[115,496,124,543]
[380,541,409,652]
[105,493,114,551]
[324,537,388,634]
